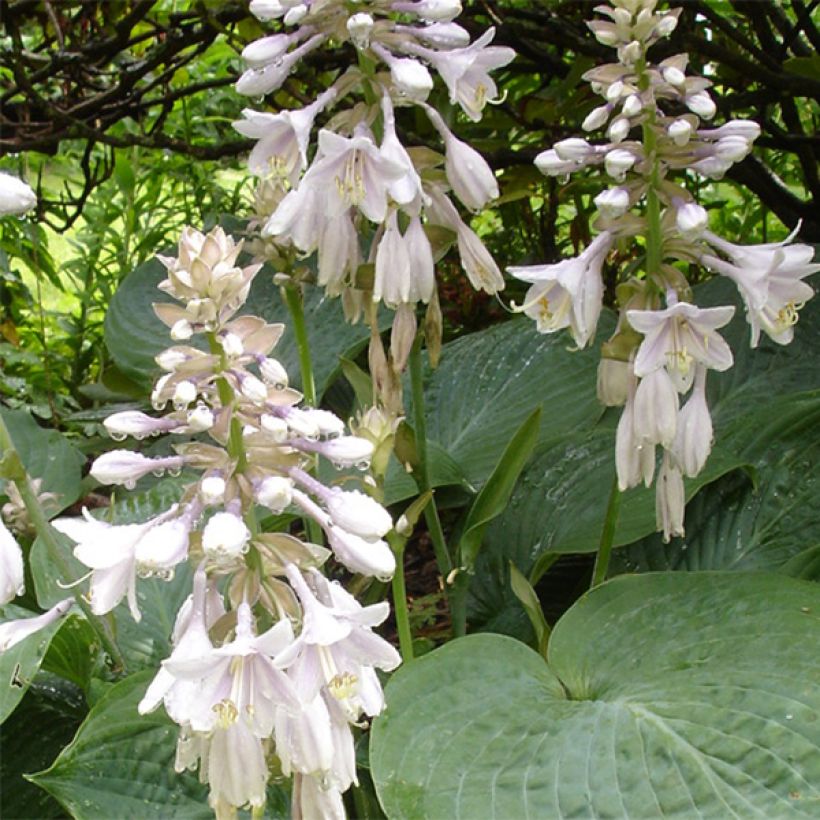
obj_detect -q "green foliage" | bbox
[371,573,820,818]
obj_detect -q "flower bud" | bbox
[259,357,289,387]
[409,21,469,49]
[594,187,631,218]
[173,380,197,409]
[221,333,243,358]
[534,149,577,177]
[257,476,293,512]
[261,414,289,441]
[347,12,374,48]
[553,138,592,162]
[240,373,269,404]
[662,66,686,87]
[686,91,716,120]
[582,105,611,132]
[90,451,184,487]
[104,411,172,440]
[325,489,392,540]
[606,80,625,103]
[202,512,250,562]
[242,34,292,68]
[621,94,642,118]
[596,358,631,406]
[714,135,752,162]
[390,58,434,102]
[656,454,685,542]
[310,436,374,468]
[604,148,636,180]
[409,0,463,23]
[619,40,642,65]
[283,4,307,25]
[654,14,678,37]
[156,348,189,371]
[0,599,73,652]
[187,404,215,432]
[608,117,631,143]
[676,202,708,238]
[170,320,194,341]
[668,119,692,146]
[200,476,226,504]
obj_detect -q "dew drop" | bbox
[109,431,127,442]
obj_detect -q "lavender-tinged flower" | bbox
[52,506,191,621]
[656,451,685,542]
[397,21,470,49]
[404,27,514,121]
[292,772,346,820]
[0,598,72,652]
[392,0,462,23]
[0,518,25,605]
[671,365,712,477]
[632,366,679,448]
[701,229,819,347]
[374,212,435,307]
[0,172,37,216]
[627,301,735,391]
[508,232,613,348]
[236,33,326,96]
[615,378,656,491]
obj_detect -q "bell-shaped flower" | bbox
[233,92,333,186]
[628,300,735,391]
[633,366,679,448]
[671,366,712,477]
[374,213,435,307]
[656,451,685,542]
[508,231,613,348]
[278,566,401,716]
[0,171,36,216]
[615,381,656,491]
[0,517,25,605]
[0,598,73,652]
[292,772,346,820]
[380,96,425,209]
[52,506,191,621]
[409,28,515,121]
[701,228,818,347]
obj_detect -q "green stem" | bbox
[0,419,127,672]
[408,336,452,579]
[283,285,316,407]
[281,285,324,545]
[591,474,621,588]
[638,57,665,285]
[388,533,414,662]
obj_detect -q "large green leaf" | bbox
[371,572,820,819]
[612,391,820,575]
[0,604,73,723]
[0,408,85,513]
[30,671,290,818]
[407,316,609,492]
[105,256,379,398]
[468,279,820,632]
[0,677,86,819]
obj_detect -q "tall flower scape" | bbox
[508,0,818,540]
[0,1,817,819]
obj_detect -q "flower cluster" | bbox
[47,226,401,818]
[508,0,818,541]
[233,0,514,408]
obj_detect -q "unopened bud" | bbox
[221,333,243,358]
[173,380,197,409]
[347,12,374,49]
[662,66,686,87]
[668,119,692,146]
[621,94,642,118]
[686,91,716,120]
[604,148,636,180]
[582,105,611,132]
[187,404,215,432]
[390,304,417,373]
[608,117,631,143]
[170,320,194,341]
[256,476,293,512]
[259,357,289,387]
[676,202,708,238]
[554,138,592,162]
[594,187,630,218]
[200,476,226,504]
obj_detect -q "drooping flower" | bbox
[0,598,73,652]
[671,365,713,477]
[508,232,613,348]
[701,229,818,347]
[52,506,191,621]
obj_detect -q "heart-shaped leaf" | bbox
[371,572,820,818]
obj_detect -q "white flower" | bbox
[443,134,498,212]
[374,213,435,307]
[390,57,435,102]
[325,490,392,541]
[327,527,396,581]
[90,450,184,488]
[594,187,630,218]
[380,95,425,208]
[52,507,190,620]
[292,772,346,820]
[401,21,470,49]
[187,404,215,432]
[392,0,462,23]
[597,357,631,406]
[633,366,679,447]
[199,476,226,505]
[0,598,72,652]
[615,379,656,491]
[686,90,716,119]
[671,366,712,477]
[701,228,819,347]
[415,28,515,121]
[259,356,289,387]
[0,172,36,216]
[300,436,374,468]
[279,566,401,712]
[676,202,708,238]
[201,512,250,563]
[347,13,374,49]
[604,147,637,180]
[508,231,612,348]
[627,300,735,390]
[582,104,611,132]
[656,452,685,542]
[0,518,25,605]
[236,33,325,96]
[257,476,294,512]
[668,118,692,145]
[553,138,593,162]
[534,149,580,177]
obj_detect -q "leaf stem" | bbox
[0,417,127,672]
[283,284,317,407]
[591,474,621,588]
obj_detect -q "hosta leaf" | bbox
[0,408,84,513]
[372,572,820,819]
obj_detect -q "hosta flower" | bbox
[279,566,401,715]
[508,231,613,348]
[0,172,36,216]
[0,517,25,605]
[656,451,685,542]
[89,450,185,488]
[627,300,735,391]
[671,366,713,477]
[236,33,326,96]
[0,598,73,652]
[701,229,819,347]
[52,507,191,621]
[292,772,345,820]
[201,511,250,564]
[373,212,435,307]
